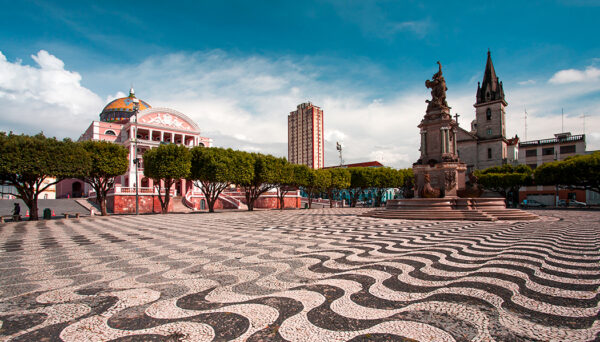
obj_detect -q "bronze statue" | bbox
[425,61,449,110]
[457,173,484,198]
[418,173,445,198]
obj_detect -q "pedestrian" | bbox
[12,203,21,221]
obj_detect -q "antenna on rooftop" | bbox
[336,142,344,166]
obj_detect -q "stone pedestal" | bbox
[414,162,466,198]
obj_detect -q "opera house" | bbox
[57,89,300,213]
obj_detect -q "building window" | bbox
[525,149,537,157]
[560,145,576,154]
[527,163,537,169]
[487,148,492,159]
[486,108,492,120]
[542,147,554,156]
[487,128,492,135]
[105,130,116,136]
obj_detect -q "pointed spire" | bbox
[476,50,506,105]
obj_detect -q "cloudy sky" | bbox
[1,1,599,168]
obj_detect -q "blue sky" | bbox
[1,0,599,167]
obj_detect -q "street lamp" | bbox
[132,98,140,215]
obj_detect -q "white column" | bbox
[452,129,457,155]
[170,132,174,143]
[149,129,154,142]
[160,131,164,142]
[445,128,450,154]
[182,134,187,146]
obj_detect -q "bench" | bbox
[62,212,81,219]
[0,215,21,223]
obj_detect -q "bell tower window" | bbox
[486,108,492,121]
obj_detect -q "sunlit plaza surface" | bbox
[1,209,599,341]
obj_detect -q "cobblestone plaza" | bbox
[0,209,598,341]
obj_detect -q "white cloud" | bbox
[548,66,600,84]
[518,79,536,85]
[0,50,103,138]
[1,50,599,170]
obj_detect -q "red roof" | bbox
[324,161,384,169]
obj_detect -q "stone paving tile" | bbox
[0,208,599,341]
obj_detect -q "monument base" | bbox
[361,197,539,221]
[413,162,466,198]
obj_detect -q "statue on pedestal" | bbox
[425,61,449,111]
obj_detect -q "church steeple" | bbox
[476,50,506,105]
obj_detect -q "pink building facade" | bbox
[58,89,301,213]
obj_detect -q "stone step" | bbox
[483,209,539,220]
[362,209,497,221]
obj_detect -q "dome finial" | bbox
[129,84,135,97]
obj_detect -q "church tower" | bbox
[474,50,507,140]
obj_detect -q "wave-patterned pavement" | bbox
[0,208,598,341]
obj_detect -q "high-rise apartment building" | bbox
[288,102,324,169]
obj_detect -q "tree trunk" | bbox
[207,198,216,213]
[27,192,39,221]
[98,192,108,216]
[162,181,171,214]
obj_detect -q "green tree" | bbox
[323,168,351,208]
[0,132,90,220]
[348,167,373,207]
[534,152,600,194]
[372,167,403,207]
[475,164,532,205]
[143,144,191,214]
[299,167,330,209]
[190,147,239,213]
[237,152,281,211]
[398,168,415,198]
[78,140,129,216]
[273,160,296,210]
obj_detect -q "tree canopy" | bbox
[475,164,532,204]
[237,152,282,210]
[534,152,600,193]
[0,132,90,220]
[190,147,240,212]
[143,143,191,213]
[79,140,129,216]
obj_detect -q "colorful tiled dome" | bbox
[100,88,151,123]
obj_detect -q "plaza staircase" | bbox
[171,196,194,213]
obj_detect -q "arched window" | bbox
[105,130,116,136]
[486,108,492,121]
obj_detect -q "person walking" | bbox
[12,202,21,221]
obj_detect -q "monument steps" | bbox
[362,208,540,221]
[362,209,497,221]
[483,209,539,221]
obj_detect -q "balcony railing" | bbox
[519,134,584,147]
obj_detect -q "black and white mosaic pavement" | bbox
[0,208,599,341]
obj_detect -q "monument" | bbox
[414,61,466,197]
[362,61,538,221]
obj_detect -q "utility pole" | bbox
[133,98,140,215]
[561,108,564,133]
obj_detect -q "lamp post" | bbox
[132,98,140,215]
